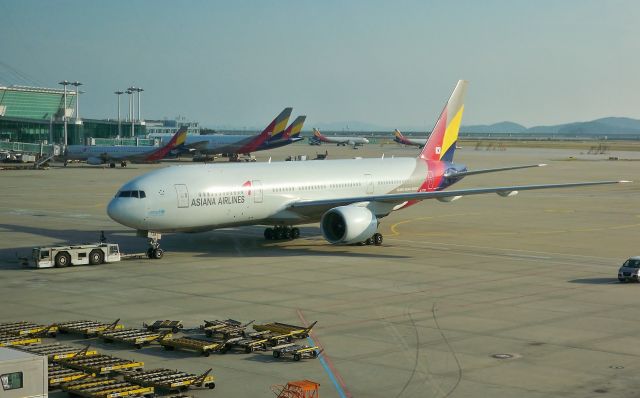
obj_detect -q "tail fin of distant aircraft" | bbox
[283,116,306,140]
[393,129,411,145]
[313,128,326,140]
[238,107,293,153]
[145,126,188,161]
[420,80,467,162]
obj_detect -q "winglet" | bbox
[420,80,468,162]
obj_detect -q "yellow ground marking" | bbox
[388,212,482,236]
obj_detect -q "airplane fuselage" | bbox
[107,157,464,233]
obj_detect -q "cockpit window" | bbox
[117,190,146,199]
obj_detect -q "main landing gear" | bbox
[264,226,300,241]
[358,232,383,246]
[146,233,164,259]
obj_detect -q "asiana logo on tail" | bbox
[190,181,251,207]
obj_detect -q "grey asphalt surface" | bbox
[0,142,638,397]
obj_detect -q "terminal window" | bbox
[1,372,23,390]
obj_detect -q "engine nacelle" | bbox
[320,205,378,244]
[87,157,103,165]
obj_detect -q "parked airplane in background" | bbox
[310,128,369,147]
[150,108,300,160]
[393,129,427,148]
[107,80,628,259]
[262,115,306,150]
[64,127,187,168]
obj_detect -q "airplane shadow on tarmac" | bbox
[0,224,409,268]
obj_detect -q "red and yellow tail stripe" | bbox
[420,80,467,162]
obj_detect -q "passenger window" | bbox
[139,191,146,198]
[1,372,23,390]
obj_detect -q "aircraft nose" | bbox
[107,198,145,229]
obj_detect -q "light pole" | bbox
[58,80,70,146]
[71,81,83,123]
[135,87,144,123]
[127,88,135,137]
[114,91,124,137]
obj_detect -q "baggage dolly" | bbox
[15,343,98,361]
[219,337,269,354]
[253,321,317,339]
[57,319,124,338]
[271,344,322,361]
[62,377,154,398]
[200,319,254,339]
[0,321,58,337]
[144,320,183,333]
[58,354,144,375]
[123,368,216,391]
[99,328,171,349]
[0,333,41,347]
[48,364,90,387]
[160,337,223,357]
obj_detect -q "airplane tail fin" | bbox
[394,129,407,144]
[146,126,188,161]
[420,80,467,162]
[268,108,293,140]
[313,128,325,140]
[283,116,306,139]
[238,107,292,153]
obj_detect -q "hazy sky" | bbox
[1,0,638,129]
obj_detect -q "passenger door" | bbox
[364,174,374,194]
[174,184,189,208]
[252,180,263,203]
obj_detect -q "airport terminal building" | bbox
[0,84,145,145]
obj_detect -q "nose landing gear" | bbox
[145,232,164,259]
[264,226,300,241]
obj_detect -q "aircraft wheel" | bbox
[120,161,127,167]
[54,252,71,268]
[152,248,164,259]
[291,227,300,239]
[264,228,274,240]
[274,229,284,240]
[373,233,383,246]
[283,228,292,240]
[365,237,373,245]
[88,249,104,265]
[109,162,116,168]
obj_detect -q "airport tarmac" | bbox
[0,142,639,397]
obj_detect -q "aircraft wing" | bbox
[285,180,629,218]
[447,163,547,177]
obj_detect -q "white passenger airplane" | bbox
[107,80,628,259]
[393,129,427,148]
[65,127,187,168]
[149,108,298,159]
[311,128,369,147]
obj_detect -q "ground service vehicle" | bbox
[618,256,640,282]
[32,243,121,268]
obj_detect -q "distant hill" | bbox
[461,121,526,134]
[463,117,640,136]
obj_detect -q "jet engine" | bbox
[320,205,378,244]
[87,157,103,165]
